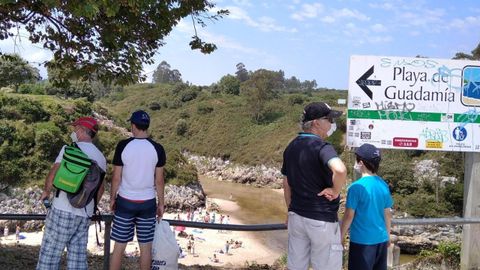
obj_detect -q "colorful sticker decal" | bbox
[393,137,418,148]
[426,140,443,148]
[462,66,480,106]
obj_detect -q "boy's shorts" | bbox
[111,196,156,243]
[348,241,389,270]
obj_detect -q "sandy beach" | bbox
[0,198,284,267]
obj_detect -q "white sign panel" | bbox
[347,55,480,152]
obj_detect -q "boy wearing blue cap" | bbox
[340,143,393,270]
[110,110,166,270]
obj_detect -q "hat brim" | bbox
[327,110,343,119]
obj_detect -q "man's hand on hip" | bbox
[318,188,340,201]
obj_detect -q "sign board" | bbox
[337,99,347,105]
[347,55,480,152]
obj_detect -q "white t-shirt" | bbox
[113,137,166,200]
[52,142,107,217]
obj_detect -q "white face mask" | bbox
[70,131,78,143]
[326,123,337,137]
[353,162,362,174]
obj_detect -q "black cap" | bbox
[302,102,342,123]
[355,143,381,166]
[128,110,150,125]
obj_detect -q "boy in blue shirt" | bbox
[341,143,393,270]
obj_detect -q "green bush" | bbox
[149,102,161,111]
[443,182,463,214]
[175,119,188,136]
[164,149,198,186]
[179,111,190,119]
[18,83,46,95]
[180,89,198,102]
[288,94,305,105]
[437,241,461,265]
[197,103,214,114]
[378,150,416,195]
[419,241,460,268]
[169,98,183,109]
[34,122,64,159]
[394,192,451,217]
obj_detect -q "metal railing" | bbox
[1,214,480,270]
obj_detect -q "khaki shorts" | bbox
[287,211,343,270]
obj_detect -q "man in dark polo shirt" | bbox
[282,102,347,270]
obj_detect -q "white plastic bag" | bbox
[151,220,179,270]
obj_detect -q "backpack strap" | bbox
[92,170,106,246]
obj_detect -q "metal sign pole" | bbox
[461,152,480,270]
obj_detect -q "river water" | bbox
[199,175,288,255]
[199,175,416,265]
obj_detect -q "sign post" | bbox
[347,55,480,269]
[462,152,480,270]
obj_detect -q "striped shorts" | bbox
[111,196,156,243]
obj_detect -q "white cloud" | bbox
[321,16,335,23]
[400,8,445,27]
[291,3,324,21]
[199,30,270,57]
[340,22,391,45]
[369,36,393,43]
[334,8,370,21]
[449,16,480,30]
[320,8,370,24]
[371,23,387,32]
[232,0,252,7]
[368,2,394,10]
[224,6,297,32]
[409,30,421,36]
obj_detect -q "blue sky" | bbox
[1,0,480,90]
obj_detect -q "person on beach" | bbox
[281,102,347,270]
[3,224,8,239]
[341,143,393,270]
[109,110,166,270]
[225,240,230,254]
[37,117,107,270]
[15,224,20,243]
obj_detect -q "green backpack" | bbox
[53,144,92,194]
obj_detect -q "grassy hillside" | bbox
[0,90,196,188]
[101,83,347,166]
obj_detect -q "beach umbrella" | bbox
[175,226,186,232]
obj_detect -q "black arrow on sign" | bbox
[356,65,381,100]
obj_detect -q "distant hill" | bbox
[100,83,348,166]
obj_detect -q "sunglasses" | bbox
[319,117,335,124]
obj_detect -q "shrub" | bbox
[180,89,198,102]
[34,122,64,159]
[197,103,214,114]
[164,149,198,186]
[175,119,188,136]
[169,98,182,109]
[18,83,46,95]
[437,241,461,266]
[149,102,161,111]
[179,111,190,119]
[288,94,305,105]
[394,192,451,217]
[378,150,416,195]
